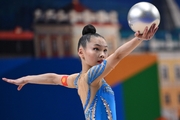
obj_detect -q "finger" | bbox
[153,26,159,33]
[2,78,8,81]
[134,31,140,37]
[17,84,24,91]
[153,23,156,30]
[142,26,148,38]
[2,78,16,84]
[149,26,159,39]
[147,24,156,39]
[150,23,156,32]
[149,25,153,33]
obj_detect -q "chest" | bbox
[77,77,89,105]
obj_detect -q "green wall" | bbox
[123,63,161,120]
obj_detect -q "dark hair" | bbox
[77,24,104,50]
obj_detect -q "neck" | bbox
[81,61,91,74]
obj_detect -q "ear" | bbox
[78,48,84,58]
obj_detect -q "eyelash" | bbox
[93,48,107,52]
[93,48,99,51]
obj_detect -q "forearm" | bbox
[25,73,58,85]
[115,37,143,59]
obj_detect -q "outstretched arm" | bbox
[92,23,158,85]
[2,73,78,91]
[107,23,158,67]
[112,24,158,61]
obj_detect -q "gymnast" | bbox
[2,24,158,120]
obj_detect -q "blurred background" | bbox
[0,0,180,120]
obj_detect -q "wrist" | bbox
[135,37,143,41]
[24,75,31,83]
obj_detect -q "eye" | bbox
[93,48,99,51]
[104,49,108,52]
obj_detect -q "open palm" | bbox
[2,77,27,91]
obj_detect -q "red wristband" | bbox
[61,76,68,86]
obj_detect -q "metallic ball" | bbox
[127,2,160,33]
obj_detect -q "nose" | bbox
[99,52,105,58]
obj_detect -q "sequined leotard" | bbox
[74,60,117,120]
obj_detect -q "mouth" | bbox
[97,60,103,64]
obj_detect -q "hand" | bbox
[2,77,28,91]
[134,23,158,40]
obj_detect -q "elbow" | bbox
[115,49,130,61]
[114,52,124,61]
[47,73,58,84]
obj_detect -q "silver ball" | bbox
[127,2,160,33]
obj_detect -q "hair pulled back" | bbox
[77,24,104,50]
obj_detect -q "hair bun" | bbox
[82,24,96,35]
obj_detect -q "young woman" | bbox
[2,24,158,120]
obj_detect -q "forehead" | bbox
[88,36,107,47]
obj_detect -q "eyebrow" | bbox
[94,44,108,48]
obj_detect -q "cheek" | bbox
[87,51,96,58]
[85,50,97,60]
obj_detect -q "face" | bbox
[80,36,108,66]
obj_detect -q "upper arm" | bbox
[54,73,78,88]
[104,52,121,74]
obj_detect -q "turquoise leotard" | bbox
[74,60,117,120]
